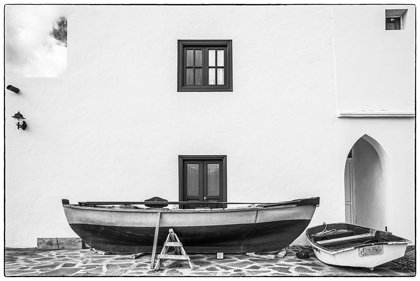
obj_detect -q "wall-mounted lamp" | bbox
[7,85,20,94]
[12,111,27,130]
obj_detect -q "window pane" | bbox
[209,50,215,67]
[186,50,194,66]
[195,68,202,85]
[207,164,220,196]
[186,68,194,85]
[195,50,202,67]
[217,68,224,85]
[209,68,215,85]
[187,164,199,196]
[217,50,224,66]
[386,18,401,30]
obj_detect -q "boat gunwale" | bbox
[63,203,308,213]
[307,236,409,255]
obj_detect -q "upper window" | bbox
[178,40,232,92]
[386,9,407,30]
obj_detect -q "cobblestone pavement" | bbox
[4,245,415,277]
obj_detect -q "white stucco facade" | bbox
[5,5,415,248]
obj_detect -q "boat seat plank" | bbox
[313,229,353,240]
[317,232,375,245]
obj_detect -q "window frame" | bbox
[177,40,233,92]
[385,9,407,31]
[178,155,227,209]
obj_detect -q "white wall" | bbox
[332,4,415,242]
[333,5,415,113]
[5,5,415,248]
[335,119,415,242]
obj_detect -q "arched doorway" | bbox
[344,135,389,230]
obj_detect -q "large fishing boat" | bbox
[62,197,320,254]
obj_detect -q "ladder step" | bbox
[164,242,182,247]
[157,254,190,261]
[154,229,193,270]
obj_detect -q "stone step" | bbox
[37,238,83,250]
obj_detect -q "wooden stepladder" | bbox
[154,229,193,270]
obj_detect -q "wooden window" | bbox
[178,155,227,209]
[178,40,232,92]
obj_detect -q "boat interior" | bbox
[308,223,407,251]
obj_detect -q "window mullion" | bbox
[224,47,227,85]
[184,48,188,86]
[192,48,195,85]
[203,47,208,87]
[215,49,218,86]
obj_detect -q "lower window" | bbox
[178,155,227,209]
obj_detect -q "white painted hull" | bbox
[309,240,408,270]
[306,223,410,270]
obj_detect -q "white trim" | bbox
[345,159,356,224]
[337,111,415,118]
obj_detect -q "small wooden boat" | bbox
[62,197,320,254]
[306,223,410,270]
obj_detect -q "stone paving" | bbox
[4,245,416,277]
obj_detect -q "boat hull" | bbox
[306,223,410,270]
[63,198,319,253]
[310,243,408,269]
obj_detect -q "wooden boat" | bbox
[62,197,320,254]
[306,223,410,270]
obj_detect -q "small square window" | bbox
[386,9,407,30]
[386,17,401,30]
[178,40,232,92]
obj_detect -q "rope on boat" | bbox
[362,239,375,244]
[312,223,337,237]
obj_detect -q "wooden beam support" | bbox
[150,211,161,269]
